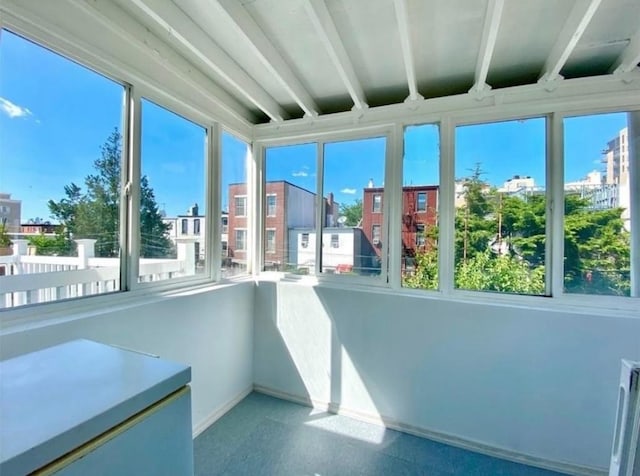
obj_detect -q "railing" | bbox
[0,238,196,309]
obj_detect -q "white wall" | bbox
[0,283,254,435]
[253,280,640,471]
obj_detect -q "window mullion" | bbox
[629,111,640,297]
[438,116,455,295]
[250,143,262,276]
[208,123,221,282]
[386,124,403,288]
[548,112,565,297]
[315,142,324,275]
[126,87,142,291]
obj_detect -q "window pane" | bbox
[223,131,250,277]
[264,143,316,273]
[140,99,206,282]
[0,30,124,308]
[323,137,386,276]
[454,118,546,295]
[563,112,634,297]
[401,124,440,291]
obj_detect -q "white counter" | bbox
[0,339,191,475]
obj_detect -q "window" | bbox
[301,233,310,248]
[323,137,386,276]
[416,224,426,247]
[401,124,440,291]
[331,234,339,248]
[266,229,276,253]
[0,30,125,308]
[235,229,247,251]
[194,219,200,236]
[372,194,382,213]
[139,98,207,282]
[454,118,546,295]
[417,192,427,212]
[235,196,247,217]
[264,143,316,272]
[563,112,633,297]
[266,194,277,217]
[372,225,381,244]
[222,131,249,277]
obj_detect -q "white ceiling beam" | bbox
[538,0,603,84]
[393,0,423,103]
[211,0,320,118]
[302,0,367,111]
[610,28,640,74]
[469,0,504,98]
[127,0,287,122]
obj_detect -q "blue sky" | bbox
[0,29,628,222]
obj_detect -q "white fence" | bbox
[0,239,196,309]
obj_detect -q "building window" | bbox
[139,98,207,282]
[221,216,228,233]
[194,219,200,235]
[331,234,339,248]
[564,113,632,297]
[235,229,247,251]
[417,192,427,212]
[264,143,316,271]
[454,118,546,296]
[0,30,125,308]
[416,224,426,247]
[266,229,276,253]
[372,224,381,244]
[301,233,310,248]
[266,194,277,217]
[235,196,247,217]
[373,194,382,213]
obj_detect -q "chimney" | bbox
[367,178,374,188]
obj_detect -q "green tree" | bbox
[28,233,68,256]
[48,129,174,258]
[339,199,363,226]
[406,165,630,296]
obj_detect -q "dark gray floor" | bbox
[194,392,566,476]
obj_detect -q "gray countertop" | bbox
[0,339,191,475]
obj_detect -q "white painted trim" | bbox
[128,88,142,291]
[192,385,253,438]
[129,0,287,123]
[208,123,221,282]
[438,117,455,294]
[254,74,640,140]
[302,0,368,110]
[253,385,605,476]
[629,112,640,297]
[392,0,423,102]
[549,113,565,297]
[538,0,603,84]
[212,0,319,118]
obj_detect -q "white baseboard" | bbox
[253,385,606,476]
[192,385,253,438]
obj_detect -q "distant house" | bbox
[0,193,22,233]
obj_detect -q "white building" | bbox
[0,193,22,233]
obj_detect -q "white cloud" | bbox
[341,188,357,195]
[0,97,32,119]
[292,170,308,177]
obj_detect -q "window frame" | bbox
[266,194,277,217]
[256,128,392,285]
[265,228,276,254]
[372,194,383,213]
[235,228,247,252]
[416,192,427,212]
[234,195,247,217]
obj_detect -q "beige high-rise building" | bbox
[604,127,629,186]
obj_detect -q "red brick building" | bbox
[228,181,338,270]
[362,185,439,262]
